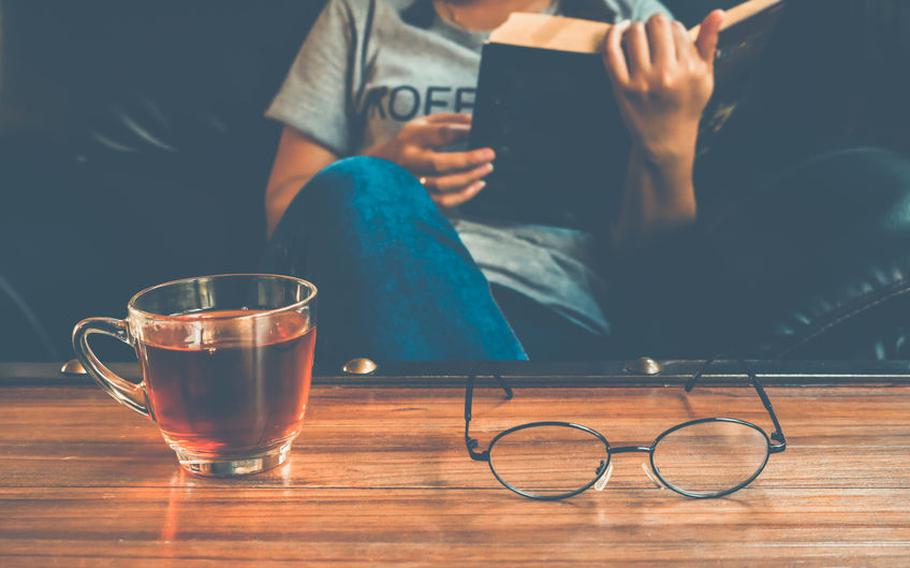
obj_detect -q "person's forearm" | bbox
[266,175,316,237]
[265,127,340,238]
[611,145,697,251]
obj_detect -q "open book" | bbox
[464,0,787,230]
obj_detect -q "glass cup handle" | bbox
[72,317,150,418]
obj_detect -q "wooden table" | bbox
[1,361,910,566]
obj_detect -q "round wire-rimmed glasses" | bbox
[465,359,787,501]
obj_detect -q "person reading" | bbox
[260,0,732,365]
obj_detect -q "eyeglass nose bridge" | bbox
[609,445,652,455]
[594,446,663,492]
[604,446,668,491]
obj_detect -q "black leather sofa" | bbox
[1,0,909,361]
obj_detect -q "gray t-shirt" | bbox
[266,0,668,336]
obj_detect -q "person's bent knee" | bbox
[305,156,431,211]
[315,156,410,182]
[277,156,443,239]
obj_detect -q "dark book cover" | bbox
[465,0,787,230]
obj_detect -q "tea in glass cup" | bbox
[72,274,317,476]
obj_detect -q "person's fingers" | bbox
[623,22,651,78]
[431,180,487,208]
[695,10,725,64]
[413,122,471,148]
[412,148,495,175]
[672,20,695,62]
[423,163,494,194]
[603,20,632,84]
[646,13,676,67]
[424,113,472,124]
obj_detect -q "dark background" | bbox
[1,0,909,361]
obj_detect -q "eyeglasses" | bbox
[464,359,787,500]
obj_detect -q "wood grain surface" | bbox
[1,376,909,566]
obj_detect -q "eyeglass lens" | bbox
[488,425,608,499]
[651,420,769,497]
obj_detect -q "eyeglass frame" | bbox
[464,359,788,501]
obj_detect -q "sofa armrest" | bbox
[704,147,910,359]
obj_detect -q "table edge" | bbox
[3,360,910,387]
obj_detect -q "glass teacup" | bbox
[72,274,317,476]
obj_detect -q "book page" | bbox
[489,13,610,54]
[689,0,784,38]
[489,0,785,53]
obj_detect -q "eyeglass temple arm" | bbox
[464,374,513,461]
[685,358,787,453]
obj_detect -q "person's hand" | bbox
[364,113,495,208]
[602,11,725,167]
[602,11,724,247]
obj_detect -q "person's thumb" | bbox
[695,10,725,64]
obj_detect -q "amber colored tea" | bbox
[137,309,316,456]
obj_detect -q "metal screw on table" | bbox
[624,357,662,376]
[342,358,378,375]
[61,359,88,376]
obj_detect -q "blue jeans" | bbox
[263,157,536,365]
